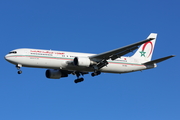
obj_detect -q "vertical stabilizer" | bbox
[132,33,157,62]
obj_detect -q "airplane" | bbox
[5,33,175,83]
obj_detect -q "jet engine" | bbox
[45,69,68,79]
[73,57,94,67]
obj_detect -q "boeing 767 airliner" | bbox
[5,33,175,83]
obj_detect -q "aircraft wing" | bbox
[90,38,154,62]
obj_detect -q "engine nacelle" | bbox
[73,57,92,67]
[45,69,68,79]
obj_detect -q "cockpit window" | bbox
[9,51,17,54]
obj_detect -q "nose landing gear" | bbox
[16,64,22,74]
[17,70,22,74]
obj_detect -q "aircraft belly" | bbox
[63,62,146,74]
[101,63,146,73]
[16,57,146,73]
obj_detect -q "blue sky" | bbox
[1,0,179,120]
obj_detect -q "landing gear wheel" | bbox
[18,70,22,74]
[80,78,84,82]
[91,73,96,77]
[73,71,85,83]
[74,78,84,83]
[91,71,101,77]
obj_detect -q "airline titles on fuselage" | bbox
[30,50,65,55]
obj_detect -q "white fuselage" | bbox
[5,48,152,73]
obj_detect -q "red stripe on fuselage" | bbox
[7,55,144,66]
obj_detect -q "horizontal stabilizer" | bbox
[143,55,175,65]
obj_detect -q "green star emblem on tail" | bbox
[140,51,146,57]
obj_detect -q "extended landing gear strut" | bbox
[91,65,101,77]
[16,64,22,74]
[74,72,84,83]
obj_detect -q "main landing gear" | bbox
[73,66,101,83]
[73,71,101,83]
[91,71,101,77]
[91,65,101,77]
[74,72,84,83]
[74,78,84,83]
[16,64,22,74]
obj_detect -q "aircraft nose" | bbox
[4,54,8,61]
[4,54,12,62]
[4,54,14,63]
